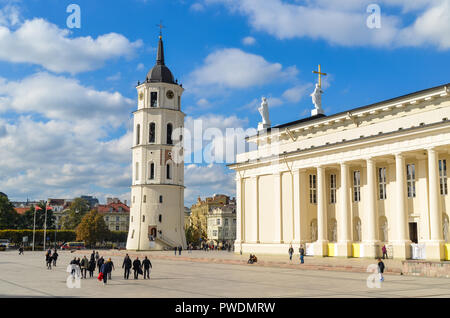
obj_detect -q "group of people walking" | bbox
[122,254,152,280]
[44,248,58,269]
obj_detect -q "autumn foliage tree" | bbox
[75,210,110,247]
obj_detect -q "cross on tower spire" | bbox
[156,20,165,38]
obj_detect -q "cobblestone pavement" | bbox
[0,250,449,298]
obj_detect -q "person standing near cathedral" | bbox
[299,245,305,264]
[382,245,388,259]
[142,256,152,279]
[288,245,294,261]
[122,254,132,279]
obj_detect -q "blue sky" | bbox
[0,0,449,206]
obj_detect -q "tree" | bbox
[185,225,204,244]
[61,198,90,230]
[0,195,20,229]
[75,210,110,247]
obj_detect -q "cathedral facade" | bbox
[126,35,187,250]
[229,84,450,261]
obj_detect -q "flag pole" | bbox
[43,201,48,251]
[32,206,37,252]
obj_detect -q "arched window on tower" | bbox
[167,123,173,145]
[166,162,172,180]
[149,123,156,143]
[149,162,155,180]
[135,162,139,181]
[136,124,141,145]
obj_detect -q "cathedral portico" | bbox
[229,83,450,260]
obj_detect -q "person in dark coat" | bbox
[18,245,24,255]
[378,258,385,282]
[97,256,104,274]
[88,257,96,278]
[288,245,294,261]
[178,246,182,255]
[142,256,152,279]
[122,254,132,279]
[45,250,52,269]
[132,257,142,279]
[100,259,113,285]
[80,256,89,279]
[70,257,77,277]
[174,246,177,255]
[107,259,115,280]
[90,250,96,262]
[52,250,58,266]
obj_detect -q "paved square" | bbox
[0,250,449,298]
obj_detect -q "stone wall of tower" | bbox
[126,80,186,250]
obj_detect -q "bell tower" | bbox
[126,34,186,250]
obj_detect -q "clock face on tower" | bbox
[139,92,144,101]
[166,90,174,99]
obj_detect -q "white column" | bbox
[250,176,259,243]
[315,166,328,256]
[273,172,282,243]
[426,148,445,260]
[393,153,410,259]
[235,175,242,243]
[293,169,301,244]
[337,162,352,257]
[362,158,380,257]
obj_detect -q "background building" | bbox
[207,204,236,246]
[190,194,233,237]
[97,198,130,231]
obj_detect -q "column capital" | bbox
[338,161,348,166]
[425,147,438,154]
[394,152,404,159]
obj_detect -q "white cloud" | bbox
[282,84,313,103]
[0,18,143,74]
[187,48,298,92]
[0,4,20,27]
[207,0,450,49]
[137,63,145,71]
[106,72,122,81]
[184,164,235,205]
[190,3,205,12]
[0,72,134,126]
[242,36,256,45]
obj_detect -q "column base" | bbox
[361,241,381,258]
[313,240,328,257]
[392,241,411,260]
[336,241,352,257]
[425,241,445,261]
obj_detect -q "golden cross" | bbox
[313,64,327,88]
[156,20,165,37]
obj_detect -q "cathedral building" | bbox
[229,83,450,261]
[126,34,186,250]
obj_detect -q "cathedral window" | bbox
[406,164,416,198]
[439,159,448,195]
[330,174,337,204]
[149,123,156,143]
[136,124,141,145]
[167,123,173,145]
[309,174,317,204]
[378,167,387,200]
[353,171,361,202]
[149,163,155,180]
[150,92,157,107]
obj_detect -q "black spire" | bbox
[156,35,165,66]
